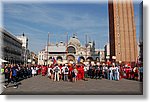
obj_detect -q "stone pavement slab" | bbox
[1,75,143,95]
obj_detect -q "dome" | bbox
[68,36,81,47]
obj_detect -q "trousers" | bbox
[54,72,59,81]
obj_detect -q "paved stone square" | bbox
[1,75,143,95]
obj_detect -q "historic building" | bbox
[38,34,100,65]
[138,1,143,65]
[104,43,110,62]
[38,49,46,65]
[108,0,138,63]
[0,28,23,64]
[99,50,105,62]
[16,33,29,64]
[27,51,38,65]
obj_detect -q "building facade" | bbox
[138,1,143,65]
[108,0,138,63]
[104,43,110,61]
[38,49,46,65]
[28,51,38,65]
[0,28,23,64]
[16,33,29,64]
[38,34,100,65]
[99,50,105,62]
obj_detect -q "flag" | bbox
[52,57,56,65]
[77,57,80,63]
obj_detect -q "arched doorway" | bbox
[78,56,85,63]
[96,57,100,61]
[57,56,63,61]
[86,57,94,61]
[66,54,75,62]
[49,57,52,60]
[67,46,76,54]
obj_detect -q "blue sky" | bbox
[3,1,142,54]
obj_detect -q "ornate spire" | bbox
[22,32,25,36]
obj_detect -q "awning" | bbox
[0,58,8,63]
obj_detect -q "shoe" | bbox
[3,85,7,88]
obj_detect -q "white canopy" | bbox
[0,58,8,63]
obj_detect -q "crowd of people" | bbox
[0,62,143,89]
[1,64,40,89]
[39,62,143,82]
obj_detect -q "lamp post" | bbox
[85,34,88,60]
[65,32,68,57]
[47,32,50,66]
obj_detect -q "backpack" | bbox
[12,68,17,76]
[65,67,69,72]
[55,67,59,72]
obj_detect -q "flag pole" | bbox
[85,34,87,60]
[47,32,50,66]
[65,32,68,59]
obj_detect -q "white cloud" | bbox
[3,3,110,52]
[4,3,108,32]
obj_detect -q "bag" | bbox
[12,68,17,76]
[65,67,69,72]
[55,67,59,72]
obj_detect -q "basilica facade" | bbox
[38,35,100,65]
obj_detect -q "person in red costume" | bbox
[77,65,82,80]
[68,64,73,82]
[126,66,131,79]
[41,65,45,76]
[76,65,80,80]
[80,65,84,80]
[119,66,123,80]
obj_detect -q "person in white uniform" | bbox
[47,65,51,78]
[53,64,60,81]
[62,64,69,81]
